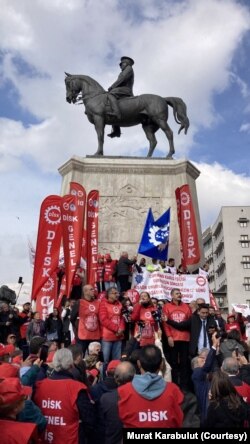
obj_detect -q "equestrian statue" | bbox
[65,56,189,158]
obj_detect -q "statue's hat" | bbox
[120,56,134,66]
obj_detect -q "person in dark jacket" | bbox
[98,361,136,444]
[44,308,63,344]
[116,251,137,293]
[90,359,119,402]
[191,333,220,425]
[204,370,249,428]
[166,303,216,358]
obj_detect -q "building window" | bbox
[241,242,249,248]
[243,277,250,290]
[243,263,250,269]
[238,217,249,227]
[240,235,249,241]
[242,256,250,262]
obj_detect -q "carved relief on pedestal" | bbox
[99,196,164,243]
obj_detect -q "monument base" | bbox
[59,156,203,267]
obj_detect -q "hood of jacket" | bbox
[132,372,166,400]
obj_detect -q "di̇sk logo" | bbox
[180,191,190,206]
[148,223,169,246]
[42,277,54,292]
[196,276,206,287]
[113,306,119,314]
[144,311,152,319]
[71,189,84,198]
[88,304,96,312]
[44,206,61,225]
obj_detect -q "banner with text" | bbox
[86,190,99,285]
[69,182,86,265]
[132,270,209,303]
[35,273,58,320]
[61,194,81,297]
[175,184,200,267]
[32,195,62,300]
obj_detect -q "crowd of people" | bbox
[0,252,250,443]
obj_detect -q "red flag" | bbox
[175,184,200,267]
[56,275,67,309]
[36,273,58,320]
[61,194,81,297]
[86,190,99,285]
[69,182,86,264]
[32,196,62,300]
[209,292,219,310]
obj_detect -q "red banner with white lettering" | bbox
[175,184,200,267]
[209,292,219,310]
[36,273,58,320]
[61,194,81,297]
[32,195,62,300]
[86,190,99,285]
[69,182,86,264]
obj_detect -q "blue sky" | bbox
[0,0,250,286]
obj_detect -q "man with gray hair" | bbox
[34,348,96,443]
[99,361,136,444]
[222,357,250,403]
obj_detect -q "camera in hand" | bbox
[137,320,145,329]
[151,310,161,323]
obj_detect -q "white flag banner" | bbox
[132,270,209,303]
[231,303,250,317]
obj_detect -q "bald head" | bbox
[114,361,135,386]
[83,284,95,301]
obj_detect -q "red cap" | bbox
[104,253,111,260]
[0,344,15,358]
[0,378,32,404]
[0,363,19,378]
[107,360,120,372]
[227,313,235,321]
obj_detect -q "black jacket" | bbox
[167,314,215,357]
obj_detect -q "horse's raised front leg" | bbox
[142,124,158,157]
[93,116,105,156]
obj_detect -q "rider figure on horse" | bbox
[107,56,134,138]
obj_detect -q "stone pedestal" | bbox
[59,156,204,267]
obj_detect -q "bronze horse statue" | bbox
[65,73,189,158]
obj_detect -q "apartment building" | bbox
[202,206,250,312]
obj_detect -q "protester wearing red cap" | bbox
[225,314,241,335]
[0,378,37,444]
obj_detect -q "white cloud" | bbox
[240,122,250,133]
[195,161,250,229]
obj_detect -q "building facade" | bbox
[202,206,250,312]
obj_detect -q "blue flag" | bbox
[138,208,171,260]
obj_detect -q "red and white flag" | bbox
[69,182,86,263]
[86,190,99,285]
[175,184,200,267]
[32,196,62,300]
[61,194,81,297]
[36,273,58,320]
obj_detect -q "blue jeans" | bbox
[102,339,122,363]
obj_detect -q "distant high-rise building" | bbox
[202,206,250,312]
